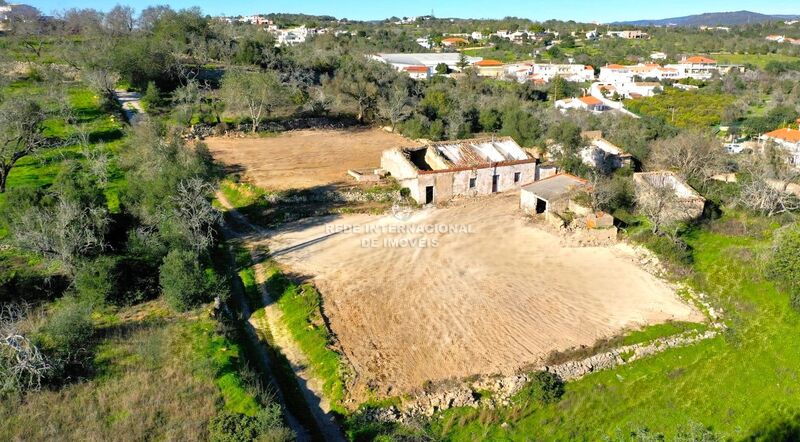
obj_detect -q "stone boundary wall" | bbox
[184,116,361,139]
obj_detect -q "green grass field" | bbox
[0,79,126,221]
[0,306,260,440]
[433,214,800,440]
[711,53,800,68]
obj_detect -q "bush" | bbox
[528,371,565,405]
[142,81,161,109]
[73,257,117,305]
[768,224,800,301]
[159,249,208,311]
[207,407,291,442]
[790,290,800,313]
[36,298,94,363]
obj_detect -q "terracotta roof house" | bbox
[403,65,431,80]
[473,59,506,77]
[761,128,800,167]
[441,37,469,47]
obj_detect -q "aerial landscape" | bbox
[1,0,800,440]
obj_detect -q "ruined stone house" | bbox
[381,137,537,204]
[633,171,706,222]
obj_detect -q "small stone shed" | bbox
[520,173,588,214]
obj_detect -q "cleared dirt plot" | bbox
[205,128,419,190]
[259,193,703,398]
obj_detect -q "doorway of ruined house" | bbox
[425,186,434,204]
[535,198,547,214]
[492,175,499,193]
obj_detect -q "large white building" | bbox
[271,25,317,46]
[370,53,482,73]
[531,63,596,83]
[665,56,720,80]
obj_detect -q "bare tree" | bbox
[378,84,413,131]
[12,194,109,274]
[647,131,725,186]
[104,4,135,35]
[82,68,120,103]
[0,98,48,193]
[137,5,172,32]
[6,5,45,59]
[737,147,800,217]
[220,69,287,133]
[634,174,690,234]
[0,304,51,394]
[172,178,222,255]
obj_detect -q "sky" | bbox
[26,0,800,23]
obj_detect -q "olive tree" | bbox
[171,177,221,255]
[220,69,287,133]
[378,83,413,131]
[0,98,48,193]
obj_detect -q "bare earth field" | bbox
[205,128,419,190]
[258,193,702,397]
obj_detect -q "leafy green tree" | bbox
[435,63,449,75]
[500,108,541,146]
[479,108,502,132]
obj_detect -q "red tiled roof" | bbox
[605,64,627,69]
[579,96,603,106]
[442,37,468,44]
[404,65,429,73]
[475,59,504,67]
[686,56,716,64]
[765,128,800,143]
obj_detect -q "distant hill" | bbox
[614,10,799,27]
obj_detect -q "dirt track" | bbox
[205,128,418,190]
[257,194,702,398]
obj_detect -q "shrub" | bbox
[790,289,800,313]
[159,249,209,311]
[73,257,118,305]
[38,300,93,357]
[528,371,565,405]
[142,81,161,109]
[207,407,291,442]
[768,224,800,300]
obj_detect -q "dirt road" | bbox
[205,128,419,190]
[258,193,702,398]
[218,192,345,442]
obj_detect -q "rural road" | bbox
[217,191,346,442]
[113,89,144,123]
